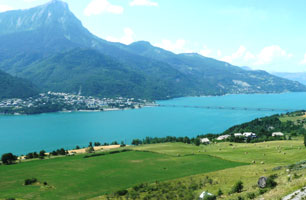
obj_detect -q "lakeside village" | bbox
[0,91,155,115]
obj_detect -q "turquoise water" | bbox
[0,93,306,155]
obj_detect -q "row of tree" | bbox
[131,136,201,146]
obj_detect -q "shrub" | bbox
[85,146,95,153]
[259,188,268,194]
[266,175,277,188]
[231,181,244,193]
[24,178,37,185]
[247,192,256,199]
[217,188,223,196]
[115,189,128,196]
[204,195,217,200]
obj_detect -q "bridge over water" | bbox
[157,104,302,112]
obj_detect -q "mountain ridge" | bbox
[0,0,305,100]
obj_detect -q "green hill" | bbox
[0,70,38,99]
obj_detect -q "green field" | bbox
[0,150,245,200]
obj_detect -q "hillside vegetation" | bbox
[0,70,38,99]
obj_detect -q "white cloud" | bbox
[244,51,256,61]
[199,45,211,57]
[106,28,134,45]
[0,4,13,12]
[220,45,292,67]
[255,45,292,65]
[217,50,222,57]
[84,0,123,16]
[130,0,158,7]
[155,39,187,53]
[300,53,306,65]
[221,45,247,63]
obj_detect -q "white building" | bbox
[234,133,243,137]
[243,132,257,138]
[200,138,210,144]
[199,191,213,199]
[217,135,230,141]
[272,132,284,137]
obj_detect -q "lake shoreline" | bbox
[0,104,158,116]
[1,92,306,156]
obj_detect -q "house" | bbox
[272,132,284,137]
[217,135,230,141]
[199,191,213,199]
[243,132,257,138]
[200,138,210,144]
[234,133,243,137]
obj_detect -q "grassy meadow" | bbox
[128,139,306,199]
[0,149,245,200]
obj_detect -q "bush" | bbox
[217,188,223,196]
[231,181,243,193]
[266,174,277,188]
[24,178,37,185]
[204,195,216,200]
[85,146,94,153]
[247,192,256,199]
[1,153,17,165]
[259,188,268,194]
[115,189,128,196]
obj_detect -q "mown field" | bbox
[93,138,306,200]
[0,149,245,200]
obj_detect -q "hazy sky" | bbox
[1,0,306,72]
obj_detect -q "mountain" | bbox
[272,72,306,85]
[0,70,38,99]
[0,0,305,100]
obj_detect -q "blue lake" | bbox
[1,92,306,155]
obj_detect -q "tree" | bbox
[120,141,126,147]
[231,181,244,193]
[94,142,101,146]
[39,150,46,158]
[194,138,201,146]
[86,146,95,153]
[132,139,142,146]
[1,153,17,165]
[304,133,306,147]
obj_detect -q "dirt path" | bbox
[282,187,306,200]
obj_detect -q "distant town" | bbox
[0,92,155,115]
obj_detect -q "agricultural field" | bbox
[0,148,245,200]
[126,139,306,200]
